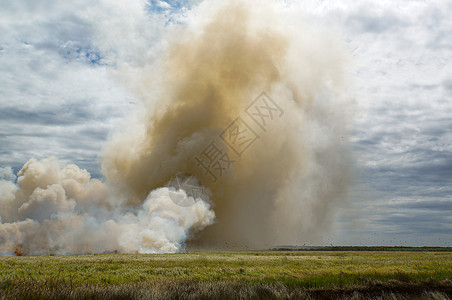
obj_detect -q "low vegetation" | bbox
[0,250,451,299]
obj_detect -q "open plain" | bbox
[1,250,451,299]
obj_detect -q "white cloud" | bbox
[156,1,172,9]
[0,0,170,175]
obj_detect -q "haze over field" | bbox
[0,0,451,253]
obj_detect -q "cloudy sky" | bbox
[0,0,451,246]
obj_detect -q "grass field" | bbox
[0,251,451,299]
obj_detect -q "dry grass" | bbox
[1,278,451,299]
[0,251,451,299]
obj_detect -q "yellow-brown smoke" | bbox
[0,1,352,254]
[102,0,352,249]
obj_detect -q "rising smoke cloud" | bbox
[0,0,353,254]
[0,159,214,254]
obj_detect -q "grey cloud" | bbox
[0,118,114,180]
[0,100,122,127]
[409,83,439,90]
[0,167,16,181]
[78,127,109,141]
[346,9,406,34]
[443,79,452,91]
[389,200,452,211]
[362,155,452,197]
[0,106,92,126]
[421,5,452,50]
[373,212,452,235]
[427,29,452,50]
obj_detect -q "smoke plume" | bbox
[0,159,214,254]
[0,0,353,254]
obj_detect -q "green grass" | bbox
[0,251,451,299]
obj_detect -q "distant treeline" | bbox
[270,246,452,252]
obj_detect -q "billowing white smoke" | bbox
[0,159,214,255]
